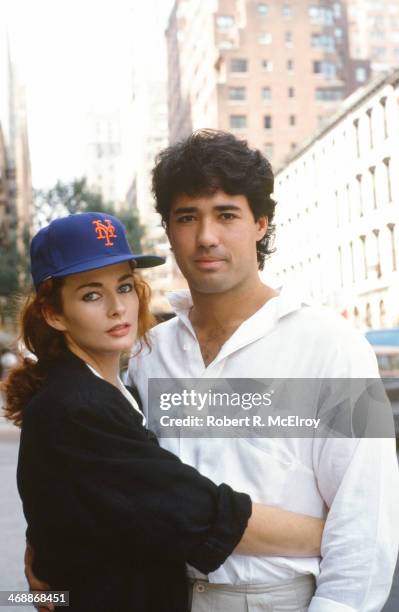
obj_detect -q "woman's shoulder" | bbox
[24,354,129,426]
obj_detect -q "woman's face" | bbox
[48,262,139,357]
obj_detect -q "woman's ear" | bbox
[42,306,67,332]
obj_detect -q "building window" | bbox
[353,118,360,157]
[350,241,355,282]
[372,229,382,278]
[264,115,272,129]
[285,31,293,46]
[288,86,295,98]
[311,33,335,51]
[333,3,341,18]
[383,157,392,202]
[289,114,296,126]
[315,88,343,101]
[216,15,235,30]
[366,108,373,148]
[371,47,386,58]
[338,246,343,287]
[230,115,247,129]
[369,166,377,209]
[282,4,293,17]
[261,59,273,71]
[387,223,397,271]
[264,142,273,158]
[356,174,363,216]
[228,86,246,100]
[259,32,272,44]
[360,235,367,279]
[380,96,388,138]
[257,3,268,15]
[230,58,248,72]
[309,6,334,25]
[355,66,367,83]
[313,60,337,78]
[287,59,294,71]
[261,86,271,100]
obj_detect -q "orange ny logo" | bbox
[92,219,117,247]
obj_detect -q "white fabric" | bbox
[127,285,399,612]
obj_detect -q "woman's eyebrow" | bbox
[75,273,133,292]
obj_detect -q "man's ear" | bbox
[256,216,268,241]
[42,306,67,332]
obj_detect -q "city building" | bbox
[166,0,354,169]
[265,69,399,330]
[128,0,187,313]
[0,123,9,245]
[0,26,32,249]
[345,0,399,80]
[85,110,124,209]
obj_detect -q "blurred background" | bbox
[0,0,398,609]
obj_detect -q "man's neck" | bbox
[188,280,278,367]
[189,281,276,332]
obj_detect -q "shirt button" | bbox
[196,583,206,593]
[183,344,189,351]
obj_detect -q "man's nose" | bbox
[196,219,219,249]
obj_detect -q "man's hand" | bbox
[24,543,55,612]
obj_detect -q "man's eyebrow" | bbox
[173,204,242,214]
[173,206,198,215]
[75,273,133,291]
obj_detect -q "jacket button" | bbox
[196,583,206,593]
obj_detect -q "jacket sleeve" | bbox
[38,392,252,574]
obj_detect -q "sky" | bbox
[2,0,174,189]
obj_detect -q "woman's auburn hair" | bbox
[2,271,155,427]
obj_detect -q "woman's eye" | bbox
[118,283,134,294]
[82,292,100,302]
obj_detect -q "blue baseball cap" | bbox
[30,212,165,289]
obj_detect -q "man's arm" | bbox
[237,503,324,556]
[309,436,399,612]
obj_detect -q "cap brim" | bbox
[37,253,165,286]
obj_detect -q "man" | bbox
[127,130,399,611]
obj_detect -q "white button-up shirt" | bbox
[127,286,399,612]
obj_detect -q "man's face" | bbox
[167,190,267,295]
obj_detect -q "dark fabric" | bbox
[17,351,251,612]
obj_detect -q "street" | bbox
[0,427,398,611]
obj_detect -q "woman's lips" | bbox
[107,323,131,337]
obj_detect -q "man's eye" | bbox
[220,213,237,220]
[82,292,100,302]
[177,215,195,223]
[118,283,134,293]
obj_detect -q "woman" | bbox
[4,212,323,612]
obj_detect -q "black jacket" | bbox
[17,351,251,612]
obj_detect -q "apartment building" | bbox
[266,69,399,329]
[167,0,353,168]
[346,0,399,79]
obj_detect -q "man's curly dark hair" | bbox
[152,129,276,270]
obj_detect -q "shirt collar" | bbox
[166,285,312,364]
[167,284,311,323]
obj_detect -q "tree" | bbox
[33,178,144,252]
